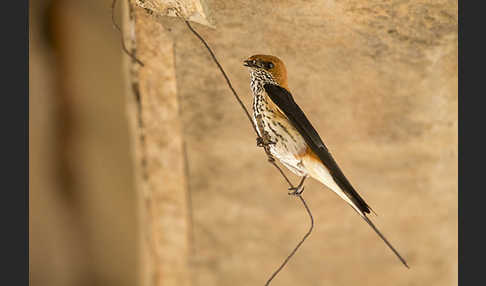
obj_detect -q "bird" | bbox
[243,54,409,268]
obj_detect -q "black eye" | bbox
[267,62,274,69]
[252,59,257,65]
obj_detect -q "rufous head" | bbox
[243,54,288,88]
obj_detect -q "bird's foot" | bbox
[288,185,305,196]
[288,176,307,196]
[256,137,264,147]
[256,137,275,147]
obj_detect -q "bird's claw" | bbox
[256,137,264,147]
[288,185,305,196]
[256,137,276,147]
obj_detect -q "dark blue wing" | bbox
[264,83,370,214]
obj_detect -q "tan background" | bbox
[30,0,457,286]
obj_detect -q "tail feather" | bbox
[361,214,409,268]
[304,159,408,268]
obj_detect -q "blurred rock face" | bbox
[30,1,137,286]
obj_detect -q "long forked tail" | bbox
[361,215,409,268]
[305,159,409,268]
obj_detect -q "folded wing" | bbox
[263,83,371,214]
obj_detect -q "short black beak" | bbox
[243,59,259,68]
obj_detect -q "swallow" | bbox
[244,54,408,268]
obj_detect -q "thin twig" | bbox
[180,14,258,136]
[265,196,314,286]
[178,15,314,285]
[111,0,145,66]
